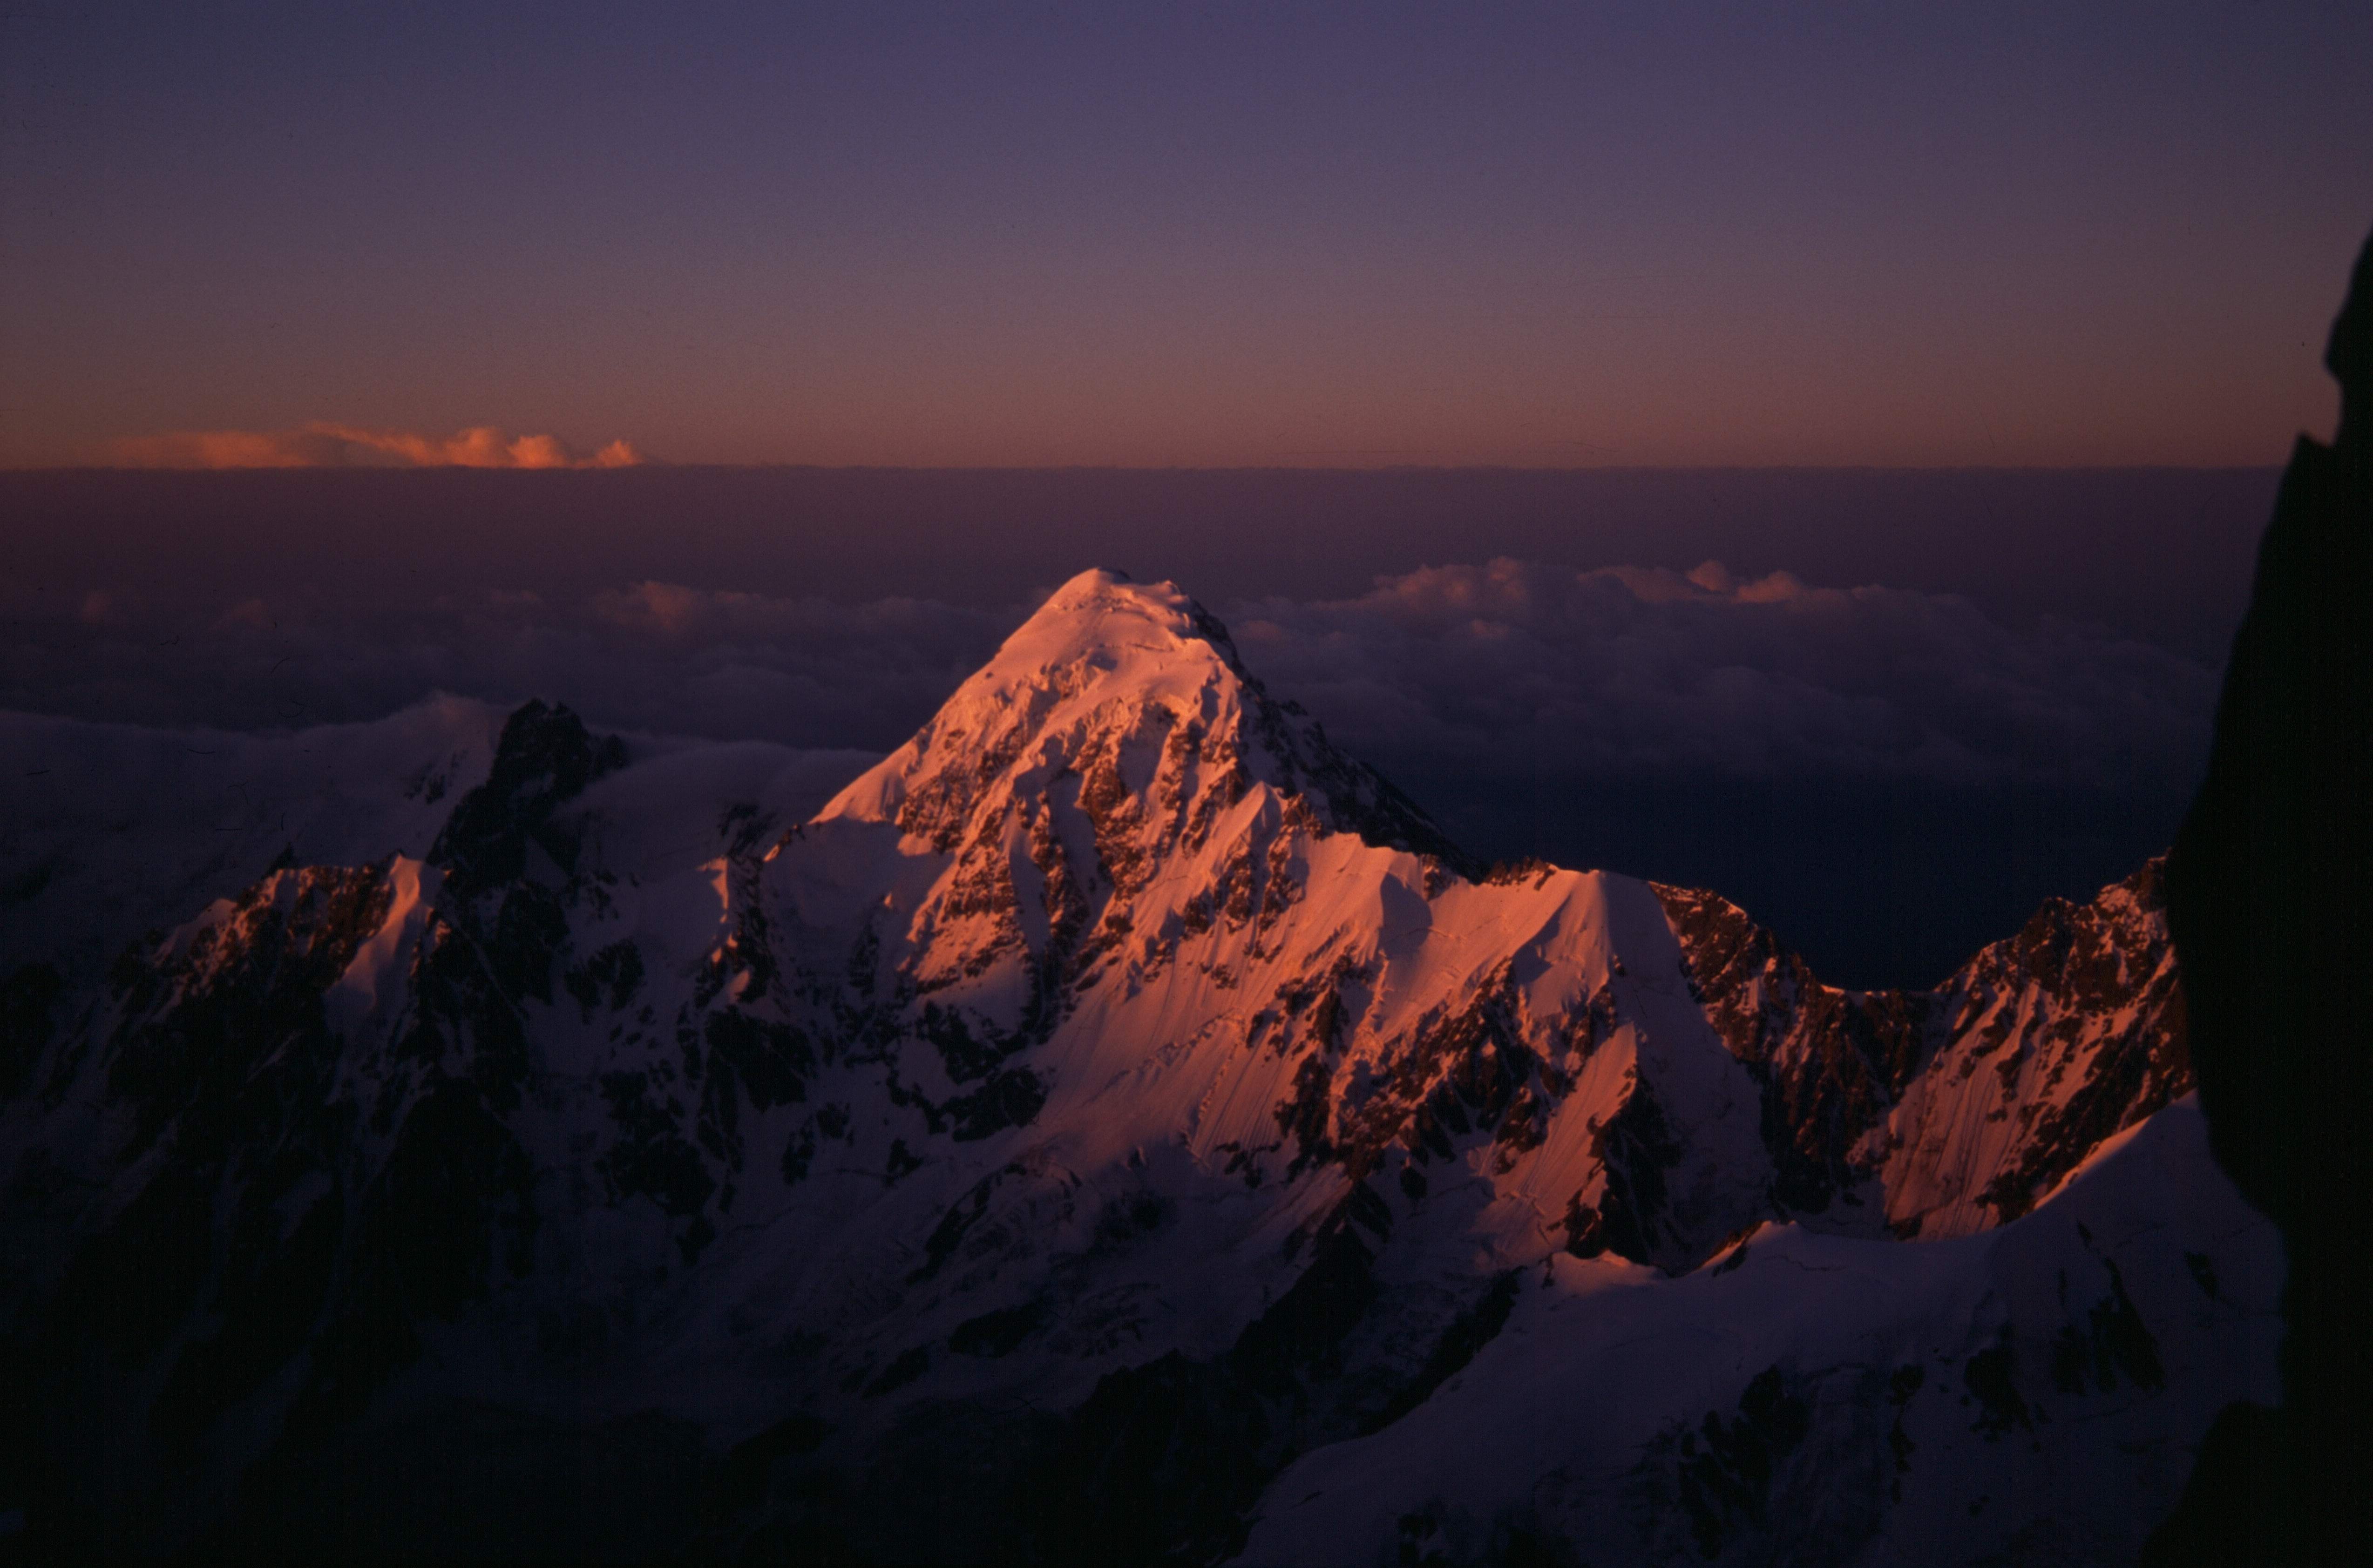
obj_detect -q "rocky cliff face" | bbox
[1662,857,2188,1239]
[0,571,2269,1564]
[2147,228,2372,1568]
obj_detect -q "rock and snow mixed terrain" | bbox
[0,571,2276,1564]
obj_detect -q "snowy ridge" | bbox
[1876,862,2189,1235]
[0,697,508,984]
[817,569,1470,869]
[1243,1097,2278,1568]
[1656,857,2188,1240]
[0,571,2264,1564]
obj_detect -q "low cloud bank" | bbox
[1,557,2216,986]
[4,555,2213,796]
[1233,558,2213,795]
[108,423,643,469]
[5,581,1007,752]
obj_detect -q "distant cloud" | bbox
[0,558,2214,800]
[1229,559,2216,794]
[0,576,1010,752]
[108,422,644,469]
[0,557,2219,985]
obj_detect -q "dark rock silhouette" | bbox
[2147,229,2371,1565]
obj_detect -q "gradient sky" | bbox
[3,2,2366,468]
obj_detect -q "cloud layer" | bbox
[1232,559,2213,795]
[108,423,643,469]
[0,558,2217,986]
[3,557,2213,794]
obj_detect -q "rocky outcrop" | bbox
[2147,229,2372,1568]
[1661,858,2189,1239]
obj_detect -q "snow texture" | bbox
[0,570,2266,1564]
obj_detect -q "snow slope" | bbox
[0,571,2265,1564]
[1240,1098,2278,1567]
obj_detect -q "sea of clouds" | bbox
[1231,559,2213,796]
[3,558,2214,791]
[0,558,2218,986]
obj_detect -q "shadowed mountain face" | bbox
[0,570,2267,1564]
[2146,231,2372,1567]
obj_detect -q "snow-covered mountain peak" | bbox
[816,567,1469,872]
[817,570,1225,831]
[959,567,1223,690]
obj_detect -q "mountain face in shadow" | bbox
[2146,231,2372,1567]
[0,571,2267,1564]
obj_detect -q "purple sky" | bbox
[4,2,2365,468]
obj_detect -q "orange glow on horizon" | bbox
[107,423,644,470]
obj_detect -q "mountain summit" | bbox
[0,572,2270,1564]
[821,567,1471,862]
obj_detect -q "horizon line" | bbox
[0,460,2291,477]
